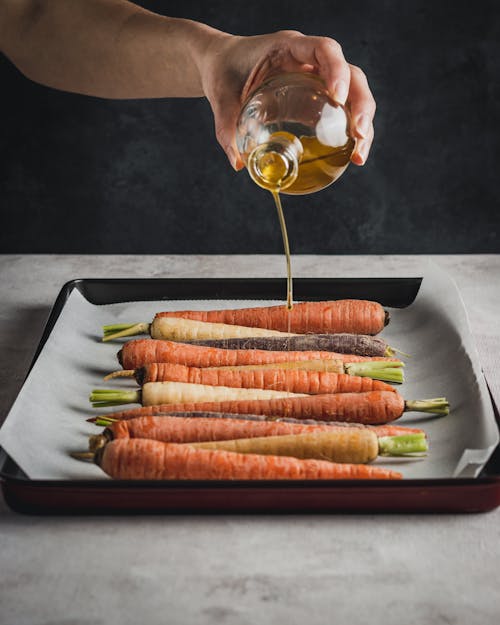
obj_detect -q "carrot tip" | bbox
[89,435,108,453]
[70,451,95,462]
[103,370,136,381]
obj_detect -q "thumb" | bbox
[211,97,245,171]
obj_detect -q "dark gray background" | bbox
[1,0,498,254]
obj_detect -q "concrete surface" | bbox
[0,255,499,625]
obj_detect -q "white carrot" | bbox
[90,380,307,408]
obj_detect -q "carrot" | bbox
[102,316,296,342]
[105,362,397,394]
[88,410,426,438]
[182,333,393,356]
[211,359,405,383]
[158,300,389,334]
[89,415,428,461]
[92,438,403,480]
[94,392,449,425]
[118,339,398,371]
[103,300,388,341]
[106,359,405,384]
[190,431,428,463]
[90,380,307,408]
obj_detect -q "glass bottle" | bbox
[236,72,355,194]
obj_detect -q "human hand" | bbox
[200,30,376,170]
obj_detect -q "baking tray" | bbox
[1,277,499,514]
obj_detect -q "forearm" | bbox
[0,0,227,98]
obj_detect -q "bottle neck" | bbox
[247,132,303,192]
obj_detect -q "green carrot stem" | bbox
[391,347,411,358]
[378,433,428,456]
[94,417,118,427]
[347,361,404,369]
[102,322,150,342]
[345,362,404,383]
[103,323,140,333]
[89,389,141,408]
[404,397,450,416]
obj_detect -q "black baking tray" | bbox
[1,277,499,514]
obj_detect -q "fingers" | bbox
[286,34,351,104]
[351,124,374,166]
[284,34,376,164]
[347,64,376,165]
[211,95,245,170]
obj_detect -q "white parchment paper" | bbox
[0,264,498,479]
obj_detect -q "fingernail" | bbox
[333,80,348,105]
[354,141,368,165]
[226,146,238,170]
[356,114,370,139]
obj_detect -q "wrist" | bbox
[175,19,232,96]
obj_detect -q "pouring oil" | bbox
[272,190,293,310]
[236,73,355,311]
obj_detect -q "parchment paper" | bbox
[0,264,498,479]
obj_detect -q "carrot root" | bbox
[89,434,109,452]
[103,370,136,381]
[70,451,95,461]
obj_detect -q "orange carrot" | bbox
[155,300,388,335]
[118,339,397,370]
[95,438,402,480]
[90,415,426,452]
[95,391,406,424]
[105,359,405,385]
[89,410,425,438]
[123,362,397,394]
[96,393,448,424]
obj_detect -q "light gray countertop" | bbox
[0,254,499,625]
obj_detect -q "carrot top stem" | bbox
[404,397,450,416]
[102,322,150,342]
[391,347,411,358]
[378,433,428,456]
[94,417,118,427]
[345,361,404,383]
[90,389,141,408]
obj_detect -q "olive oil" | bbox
[271,190,293,310]
[243,134,354,195]
[282,135,355,195]
[255,135,354,312]
[236,73,355,311]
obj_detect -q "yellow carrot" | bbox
[190,429,380,463]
